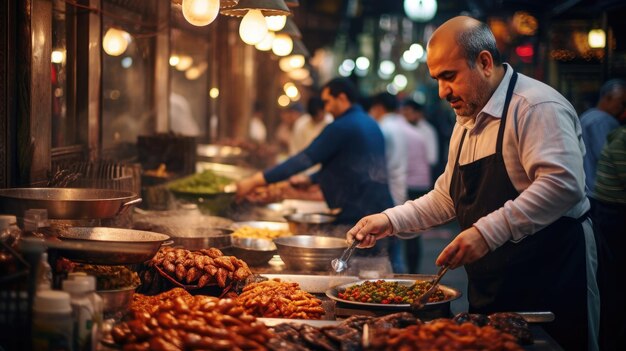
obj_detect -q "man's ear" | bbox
[477,50,494,75]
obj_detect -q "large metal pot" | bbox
[31,227,170,265]
[0,188,141,219]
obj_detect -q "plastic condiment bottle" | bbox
[70,274,103,347]
[37,252,53,291]
[63,279,95,351]
[32,290,74,351]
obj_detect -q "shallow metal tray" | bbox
[325,278,462,309]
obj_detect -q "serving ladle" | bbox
[331,239,361,273]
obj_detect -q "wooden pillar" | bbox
[154,0,170,133]
[0,0,16,188]
[16,0,52,186]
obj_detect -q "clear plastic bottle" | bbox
[63,279,95,351]
[32,290,74,351]
[37,252,53,291]
[70,274,103,348]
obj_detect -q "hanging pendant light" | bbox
[404,0,437,22]
[103,28,131,56]
[255,31,275,51]
[266,15,287,31]
[181,0,221,26]
[172,0,239,9]
[588,29,606,49]
[272,33,293,56]
[239,9,268,45]
[220,0,290,17]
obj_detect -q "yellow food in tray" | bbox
[232,225,292,240]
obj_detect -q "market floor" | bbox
[417,220,469,315]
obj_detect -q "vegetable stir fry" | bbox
[168,170,233,194]
[337,280,446,304]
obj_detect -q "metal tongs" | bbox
[410,265,449,311]
[331,239,361,273]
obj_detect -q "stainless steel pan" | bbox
[0,188,141,219]
[50,227,171,264]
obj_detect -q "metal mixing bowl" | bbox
[98,285,137,319]
[226,237,277,266]
[283,213,336,235]
[274,235,348,271]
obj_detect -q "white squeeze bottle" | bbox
[70,274,103,347]
[32,290,74,351]
[63,279,95,351]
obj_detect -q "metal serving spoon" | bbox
[331,239,361,273]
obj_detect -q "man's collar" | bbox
[479,63,513,120]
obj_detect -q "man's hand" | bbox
[346,213,394,248]
[289,174,312,189]
[235,172,266,200]
[436,226,490,269]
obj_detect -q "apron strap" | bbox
[496,72,518,154]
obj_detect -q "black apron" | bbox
[449,72,589,351]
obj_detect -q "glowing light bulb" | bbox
[209,88,219,98]
[102,28,131,56]
[169,55,180,66]
[265,15,287,31]
[272,33,293,56]
[182,0,220,27]
[279,55,304,72]
[278,95,290,107]
[255,31,275,51]
[588,29,606,49]
[51,50,64,63]
[404,0,437,22]
[176,56,193,71]
[240,10,268,45]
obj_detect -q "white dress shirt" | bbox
[379,113,408,205]
[384,64,590,250]
[414,119,438,165]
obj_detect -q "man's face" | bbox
[321,88,342,118]
[401,106,422,124]
[606,88,626,119]
[427,43,491,118]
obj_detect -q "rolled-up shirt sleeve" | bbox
[474,102,586,249]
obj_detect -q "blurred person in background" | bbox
[275,103,304,157]
[581,79,626,194]
[401,100,439,176]
[170,92,201,137]
[236,77,394,238]
[248,101,267,143]
[289,97,333,156]
[591,124,626,351]
[369,92,409,273]
[346,16,598,351]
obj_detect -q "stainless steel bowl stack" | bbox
[273,235,348,271]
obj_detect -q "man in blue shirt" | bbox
[236,78,394,226]
[581,79,626,193]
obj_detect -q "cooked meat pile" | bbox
[131,288,194,315]
[146,247,252,289]
[237,279,325,320]
[112,293,272,351]
[268,312,531,351]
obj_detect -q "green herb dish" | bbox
[167,170,237,215]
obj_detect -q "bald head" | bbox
[428,16,501,68]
